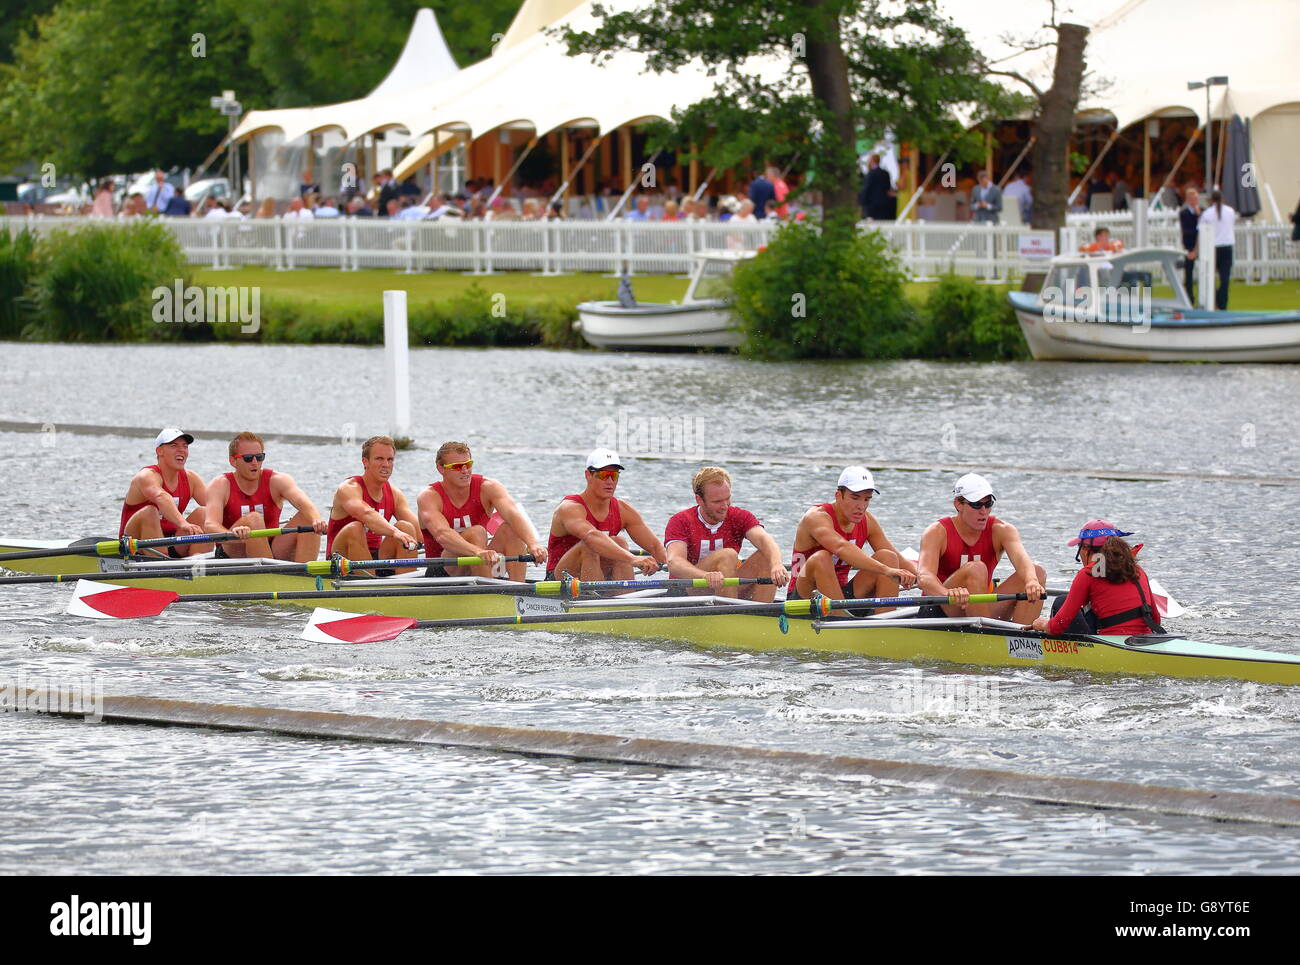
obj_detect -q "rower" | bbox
[787,466,917,610]
[202,432,327,562]
[119,427,208,557]
[417,441,547,581]
[1032,520,1165,637]
[663,466,787,601]
[545,448,665,581]
[916,473,1045,622]
[325,435,420,570]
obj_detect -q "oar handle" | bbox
[131,525,316,551]
[347,554,536,570]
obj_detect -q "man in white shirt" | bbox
[284,197,314,221]
[145,170,175,213]
[1199,190,1237,309]
[1002,172,1032,223]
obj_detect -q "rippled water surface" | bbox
[3,343,1300,874]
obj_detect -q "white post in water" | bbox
[383,290,411,441]
[1133,198,1148,249]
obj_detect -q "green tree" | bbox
[563,0,1024,233]
[219,0,521,107]
[0,0,274,177]
[0,0,57,65]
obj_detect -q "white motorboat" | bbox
[1009,246,1300,362]
[575,250,754,350]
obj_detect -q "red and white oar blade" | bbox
[302,607,418,644]
[1147,577,1185,618]
[68,580,180,619]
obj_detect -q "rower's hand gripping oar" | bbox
[0,526,318,563]
[303,591,1030,644]
[66,573,770,620]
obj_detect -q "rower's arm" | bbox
[808,515,896,576]
[619,503,667,564]
[483,479,544,558]
[664,540,709,580]
[557,502,639,564]
[743,524,789,587]
[202,475,231,534]
[391,488,420,531]
[416,490,484,559]
[137,469,191,530]
[271,473,325,529]
[866,517,918,580]
[339,484,407,541]
[915,523,948,597]
[995,520,1040,587]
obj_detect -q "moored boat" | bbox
[575,250,753,350]
[1009,246,1300,362]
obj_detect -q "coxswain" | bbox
[325,435,420,569]
[787,466,917,610]
[916,473,1045,622]
[546,448,664,581]
[202,432,327,562]
[119,427,208,557]
[417,441,547,581]
[1032,520,1165,637]
[663,466,787,601]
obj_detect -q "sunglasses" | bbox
[962,497,995,510]
[591,469,620,481]
[240,453,267,463]
[442,460,473,472]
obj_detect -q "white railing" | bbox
[3,215,1295,282]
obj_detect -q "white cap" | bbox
[953,472,995,502]
[155,426,194,446]
[586,447,624,471]
[836,465,879,494]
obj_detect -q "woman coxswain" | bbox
[1032,519,1165,636]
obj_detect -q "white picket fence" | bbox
[3,214,1296,282]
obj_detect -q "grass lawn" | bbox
[193,266,1300,313]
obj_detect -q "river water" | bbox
[2,343,1300,874]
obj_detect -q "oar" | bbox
[0,526,317,563]
[304,592,1030,644]
[0,554,537,586]
[67,575,772,620]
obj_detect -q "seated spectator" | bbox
[284,197,314,220]
[661,199,680,221]
[521,198,542,220]
[314,196,341,218]
[731,199,757,223]
[624,196,651,221]
[200,197,229,219]
[255,198,277,218]
[345,196,373,217]
[121,193,148,217]
[395,197,429,220]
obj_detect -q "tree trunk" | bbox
[1030,22,1088,231]
[802,0,858,235]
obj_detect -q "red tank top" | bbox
[789,503,870,586]
[546,494,622,575]
[421,474,493,558]
[935,515,1001,583]
[119,465,191,537]
[326,476,395,555]
[221,470,280,529]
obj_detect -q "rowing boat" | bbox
[4,538,1300,685]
